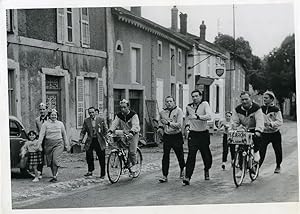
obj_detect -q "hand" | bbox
[188,114,197,120]
[127,133,134,139]
[161,119,169,125]
[255,131,261,137]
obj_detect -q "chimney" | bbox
[130,7,141,16]
[200,20,206,41]
[179,13,187,34]
[171,6,178,31]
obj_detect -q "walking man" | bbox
[260,91,283,173]
[183,90,213,185]
[79,107,108,179]
[158,96,185,183]
[35,102,49,177]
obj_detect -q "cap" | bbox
[264,90,275,100]
[120,99,129,105]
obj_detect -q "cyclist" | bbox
[232,91,264,164]
[108,99,141,176]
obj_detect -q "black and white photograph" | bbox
[1,0,299,213]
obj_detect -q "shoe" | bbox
[180,169,184,179]
[274,166,281,174]
[204,170,210,180]
[222,163,226,170]
[159,176,168,183]
[38,171,42,179]
[49,177,57,182]
[27,170,35,178]
[84,172,93,177]
[98,175,105,179]
[130,165,137,173]
[32,177,39,182]
[254,151,260,163]
[182,177,190,186]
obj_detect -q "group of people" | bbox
[21,103,70,182]
[156,89,283,186]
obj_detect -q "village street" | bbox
[11,120,298,209]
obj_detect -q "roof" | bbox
[112,7,194,50]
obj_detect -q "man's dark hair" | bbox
[165,95,175,102]
[191,89,202,96]
[95,108,100,113]
[88,106,95,111]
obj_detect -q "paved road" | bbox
[18,121,299,209]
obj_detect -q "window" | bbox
[216,85,220,113]
[6,9,12,32]
[8,69,15,115]
[178,49,182,66]
[9,121,20,137]
[57,8,75,44]
[207,57,211,76]
[115,40,124,53]
[170,46,176,76]
[171,83,176,99]
[157,40,162,60]
[80,8,90,47]
[76,76,104,128]
[130,44,142,84]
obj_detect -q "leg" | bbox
[86,140,95,173]
[222,134,229,163]
[259,134,269,167]
[162,135,172,177]
[229,144,236,162]
[271,131,283,167]
[33,165,38,178]
[172,134,185,171]
[185,133,199,179]
[199,131,213,171]
[94,139,106,177]
[37,140,45,173]
[128,134,138,166]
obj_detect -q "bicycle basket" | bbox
[227,130,253,145]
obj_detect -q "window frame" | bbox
[178,48,182,66]
[157,40,162,60]
[80,8,90,48]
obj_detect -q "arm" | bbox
[35,118,40,134]
[270,111,283,129]
[198,102,212,121]
[61,122,70,149]
[185,106,191,128]
[254,108,264,133]
[169,108,183,130]
[109,115,120,132]
[37,122,47,145]
[130,114,141,134]
[79,120,88,142]
[101,118,108,135]
[231,109,240,129]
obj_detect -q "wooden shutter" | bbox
[97,78,104,117]
[57,8,65,44]
[76,76,84,128]
[80,8,90,47]
[6,10,11,32]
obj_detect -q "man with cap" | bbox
[260,90,283,173]
[35,102,49,177]
[183,89,213,185]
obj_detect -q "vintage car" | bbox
[9,115,29,174]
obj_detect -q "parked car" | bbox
[9,115,29,174]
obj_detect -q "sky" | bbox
[140,3,294,58]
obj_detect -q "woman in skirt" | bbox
[20,131,42,182]
[38,109,70,182]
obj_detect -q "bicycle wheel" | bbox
[249,154,259,181]
[107,151,122,184]
[233,150,246,187]
[132,148,143,178]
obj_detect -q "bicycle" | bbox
[106,132,143,184]
[228,130,259,187]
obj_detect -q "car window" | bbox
[10,120,21,137]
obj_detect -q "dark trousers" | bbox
[259,131,282,167]
[222,134,236,162]
[37,139,45,173]
[161,133,185,177]
[185,130,212,179]
[86,138,105,176]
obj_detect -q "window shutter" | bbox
[76,76,84,128]
[176,83,180,106]
[6,10,11,32]
[57,8,65,44]
[182,84,189,116]
[80,8,90,47]
[97,78,104,117]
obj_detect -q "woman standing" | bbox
[38,109,70,182]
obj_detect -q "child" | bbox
[20,131,43,182]
[218,111,235,170]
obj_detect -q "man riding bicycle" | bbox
[232,91,264,163]
[107,99,141,176]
